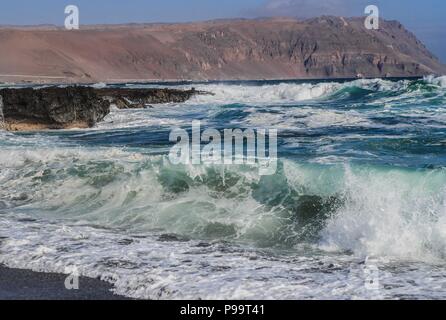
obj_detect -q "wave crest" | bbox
[2,147,446,261]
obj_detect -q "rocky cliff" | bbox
[0,87,111,130]
[0,87,206,130]
[0,17,444,83]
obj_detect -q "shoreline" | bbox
[0,265,130,300]
[0,75,426,87]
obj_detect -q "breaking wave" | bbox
[1,147,446,261]
[188,76,446,106]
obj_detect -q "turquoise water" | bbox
[1,76,446,299]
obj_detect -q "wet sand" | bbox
[0,265,129,300]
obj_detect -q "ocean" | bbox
[1,76,446,299]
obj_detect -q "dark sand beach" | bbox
[0,265,129,300]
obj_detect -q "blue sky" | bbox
[1,0,445,62]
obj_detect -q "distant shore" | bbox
[0,265,129,300]
[0,75,426,87]
[1,17,444,84]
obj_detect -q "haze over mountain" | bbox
[0,16,445,83]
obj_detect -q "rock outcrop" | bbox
[0,87,206,130]
[0,17,444,83]
[97,88,208,109]
[0,87,110,130]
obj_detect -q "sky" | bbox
[0,0,445,62]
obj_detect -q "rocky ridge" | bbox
[0,87,206,130]
[0,17,444,83]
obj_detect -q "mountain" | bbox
[0,16,445,83]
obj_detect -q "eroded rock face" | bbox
[0,17,444,83]
[0,87,208,130]
[0,87,111,131]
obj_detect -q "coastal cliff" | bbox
[0,17,445,83]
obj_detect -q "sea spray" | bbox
[0,95,5,130]
[187,78,410,105]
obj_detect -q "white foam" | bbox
[187,78,413,106]
[1,215,446,299]
[244,107,372,130]
[424,75,446,88]
[96,108,190,130]
[91,82,107,89]
[0,95,5,130]
[319,165,446,261]
[189,82,343,105]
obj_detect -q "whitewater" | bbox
[1,76,446,299]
